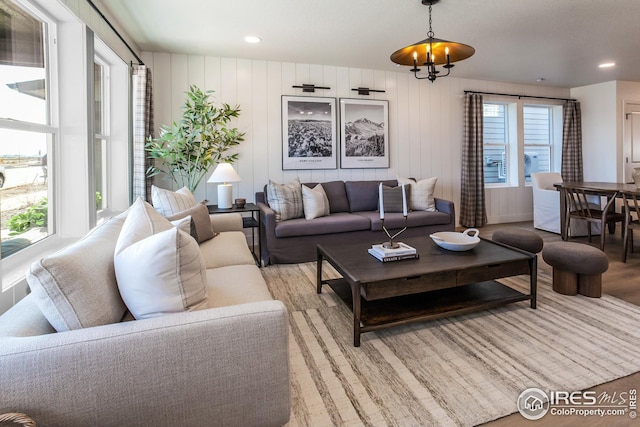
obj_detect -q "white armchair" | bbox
[531,172,601,236]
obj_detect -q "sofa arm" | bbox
[0,301,290,427]
[435,198,455,219]
[257,202,278,265]
[210,212,243,232]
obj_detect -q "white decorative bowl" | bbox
[429,228,480,252]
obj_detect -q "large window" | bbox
[0,0,54,261]
[483,100,562,186]
[94,57,108,216]
[523,105,552,183]
[483,103,509,184]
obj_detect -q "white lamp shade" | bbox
[208,163,241,209]
[208,163,242,184]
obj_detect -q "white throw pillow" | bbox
[397,176,438,211]
[266,178,304,221]
[114,197,173,256]
[114,227,208,319]
[151,185,198,216]
[302,184,330,220]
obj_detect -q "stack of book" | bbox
[368,242,418,262]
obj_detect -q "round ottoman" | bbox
[492,228,544,253]
[542,242,609,297]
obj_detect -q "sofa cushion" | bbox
[205,265,273,308]
[345,180,397,212]
[151,185,198,216]
[199,231,256,268]
[398,176,437,211]
[114,199,207,319]
[166,202,216,243]
[275,212,370,237]
[356,210,453,231]
[267,178,304,221]
[381,185,409,213]
[26,213,128,332]
[302,183,330,220]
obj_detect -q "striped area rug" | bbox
[262,262,640,427]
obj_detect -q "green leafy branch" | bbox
[145,85,245,192]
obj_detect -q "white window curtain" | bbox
[132,65,154,201]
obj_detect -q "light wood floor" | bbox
[476,222,640,427]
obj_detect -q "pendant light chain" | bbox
[427,2,434,38]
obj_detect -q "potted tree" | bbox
[146,85,245,192]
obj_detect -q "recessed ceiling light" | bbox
[599,62,615,68]
[244,36,262,44]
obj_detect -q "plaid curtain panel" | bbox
[561,101,583,182]
[460,93,487,228]
[132,65,154,202]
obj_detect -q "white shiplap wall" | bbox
[142,52,571,225]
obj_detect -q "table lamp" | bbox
[208,163,242,209]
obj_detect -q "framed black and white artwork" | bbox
[281,96,337,170]
[339,98,389,169]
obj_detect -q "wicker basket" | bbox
[0,413,36,427]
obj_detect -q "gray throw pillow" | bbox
[266,178,304,221]
[380,185,410,213]
[166,203,217,243]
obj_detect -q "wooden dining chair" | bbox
[564,185,625,251]
[621,190,640,262]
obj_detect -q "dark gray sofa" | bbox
[256,179,455,265]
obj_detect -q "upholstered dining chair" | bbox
[621,190,640,262]
[564,185,625,251]
[531,172,600,236]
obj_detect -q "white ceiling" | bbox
[99,0,640,88]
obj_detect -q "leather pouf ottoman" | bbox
[492,227,544,253]
[542,242,609,297]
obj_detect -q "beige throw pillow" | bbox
[397,176,437,211]
[151,185,198,216]
[302,184,330,220]
[26,213,128,332]
[266,178,304,221]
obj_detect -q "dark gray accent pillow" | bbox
[346,180,398,212]
[380,185,410,213]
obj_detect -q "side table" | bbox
[207,203,261,267]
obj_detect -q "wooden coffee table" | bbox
[317,236,537,346]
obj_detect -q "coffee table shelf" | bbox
[326,279,530,330]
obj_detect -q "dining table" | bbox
[553,181,640,241]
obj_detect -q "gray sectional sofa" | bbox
[256,179,455,265]
[0,211,290,427]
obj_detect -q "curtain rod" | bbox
[86,0,145,66]
[464,90,576,102]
